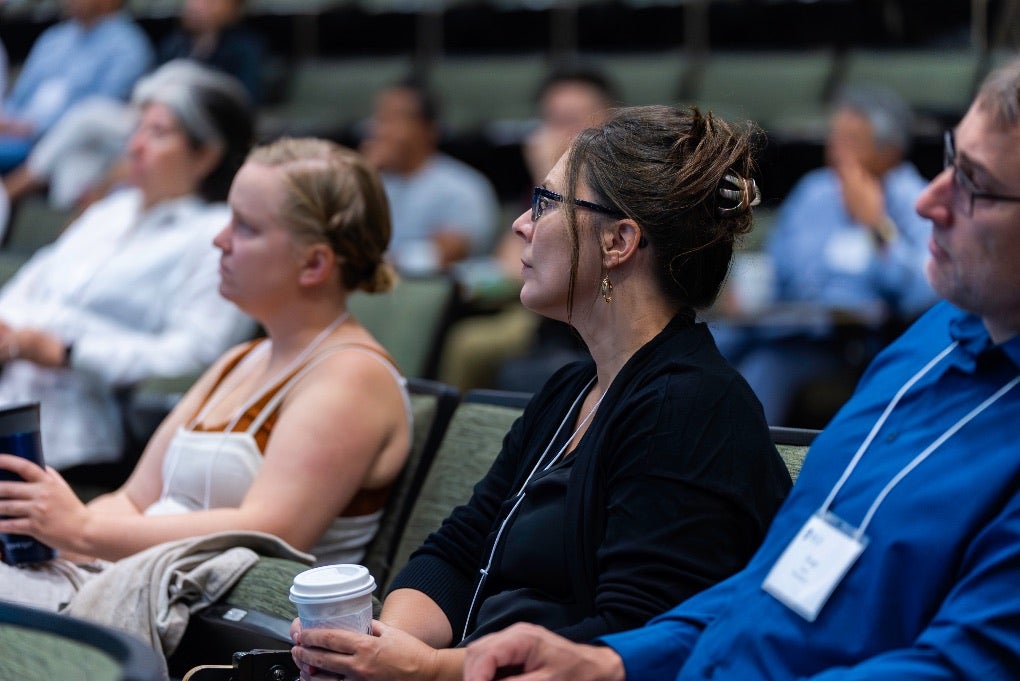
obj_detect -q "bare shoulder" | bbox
[286,340,404,410]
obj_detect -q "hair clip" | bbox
[717,173,761,217]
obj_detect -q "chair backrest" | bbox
[384,388,532,593]
[361,377,461,588]
[0,600,163,681]
[689,49,836,133]
[769,425,820,483]
[837,48,981,124]
[347,274,459,379]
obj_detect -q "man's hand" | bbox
[833,153,895,245]
[464,623,626,681]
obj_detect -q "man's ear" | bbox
[602,218,643,269]
[298,243,337,287]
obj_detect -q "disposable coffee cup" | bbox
[0,402,56,565]
[289,563,375,633]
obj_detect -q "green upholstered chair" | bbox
[383,388,531,593]
[769,425,819,483]
[361,377,461,589]
[347,274,459,379]
[0,600,163,681]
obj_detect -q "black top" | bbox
[388,314,792,644]
[158,23,267,104]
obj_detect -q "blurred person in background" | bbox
[0,61,256,471]
[0,0,152,174]
[714,85,937,426]
[0,0,266,230]
[360,76,499,274]
[438,66,619,392]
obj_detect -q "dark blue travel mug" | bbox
[0,402,56,565]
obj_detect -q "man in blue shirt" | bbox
[462,58,1020,681]
[360,77,499,275]
[0,0,153,172]
[715,86,938,426]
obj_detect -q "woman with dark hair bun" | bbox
[289,105,792,681]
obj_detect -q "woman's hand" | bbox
[0,327,67,367]
[0,453,89,553]
[291,618,447,681]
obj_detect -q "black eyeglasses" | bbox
[944,130,1020,217]
[531,187,625,223]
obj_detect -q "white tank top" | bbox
[145,341,411,565]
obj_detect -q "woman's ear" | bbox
[602,218,643,269]
[298,243,337,287]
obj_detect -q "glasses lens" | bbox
[531,188,540,222]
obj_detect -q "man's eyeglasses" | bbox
[944,130,1020,217]
[531,187,625,223]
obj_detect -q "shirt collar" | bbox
[949,310,1020,371]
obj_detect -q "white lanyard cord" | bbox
[819,340,1020,540]
[820,341,958,514]
[460,375,602,643]
[854,374,1020,539]
[159,310,350,506]
[188,311,351,431]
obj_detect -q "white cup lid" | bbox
[289,564,376,604]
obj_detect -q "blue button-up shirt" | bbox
[4,11,153,134]
[604,301,1020,680]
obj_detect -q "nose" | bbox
[126,128,146,157]
[916,166,955,227]
[212,222,231,252]
[511,208,532,241]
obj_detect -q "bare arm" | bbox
[0,346,409,561]
[379,588,455,648]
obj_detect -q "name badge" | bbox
[762,512,867,622]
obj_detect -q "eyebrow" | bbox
[955,134,1007,190]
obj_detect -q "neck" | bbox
[984,316,1020,345]
[257,294,350,364]
[576,301,677,391]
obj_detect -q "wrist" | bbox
[872,215,898,246]
[591,645,627,681]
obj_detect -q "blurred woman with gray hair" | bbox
[0,60,257,470]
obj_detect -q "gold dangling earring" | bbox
[600,274,613,303]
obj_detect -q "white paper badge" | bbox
[824,229,873,274]
[762,512,867,622]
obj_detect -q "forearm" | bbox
[76,506,294,561]
[380,588,455,648]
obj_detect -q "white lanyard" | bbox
[821,340,1020,538]
[159,311,351,506]
[461,375,604,642]
[186,311,351,433]
[764,339,1020,621]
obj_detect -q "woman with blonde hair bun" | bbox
[0,137,411,610]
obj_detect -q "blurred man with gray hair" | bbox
[716,85,938,426]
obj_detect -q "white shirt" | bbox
[0,188,255,469]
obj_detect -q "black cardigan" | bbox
[387,314,792,644]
